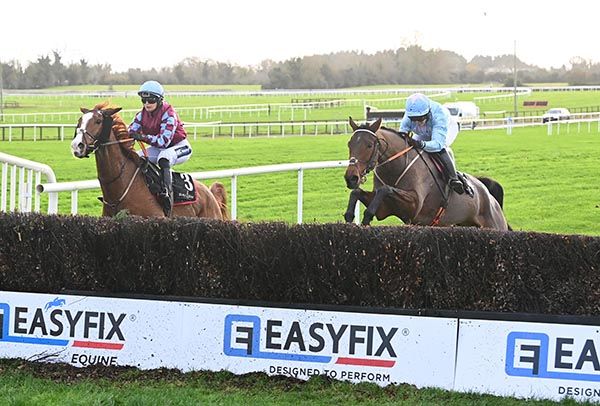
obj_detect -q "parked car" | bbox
[542,108,571,123]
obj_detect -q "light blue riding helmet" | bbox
[405,93,430,117]
[138,80,164,99]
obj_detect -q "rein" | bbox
[78,112,143,210]
[350,127,451,226]
[405,146,451,225]
[99,166,142,210]
[349,128,415,185]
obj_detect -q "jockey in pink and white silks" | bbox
[399,93,465,194]
[128,80,192,215]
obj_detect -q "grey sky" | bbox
[2,0,598,71]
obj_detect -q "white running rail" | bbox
[36,160,358,224]
[0,152,57,213]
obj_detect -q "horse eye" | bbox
[96,119,102,124]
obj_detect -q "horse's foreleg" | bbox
[363,185,394,225]
[344,188,374,223]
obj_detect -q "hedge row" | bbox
[0,213,599,315]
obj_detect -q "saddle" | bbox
[430,155,474,197]
[140,158,197,207]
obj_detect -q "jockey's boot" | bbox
[158,158,174,217]
[438,149,465,195]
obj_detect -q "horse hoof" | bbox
[343,213,355,223]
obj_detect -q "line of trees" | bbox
[2,46,600,89]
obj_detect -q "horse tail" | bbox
[477,176,512,231]
[210,182,229,220]
[476,176,504,209]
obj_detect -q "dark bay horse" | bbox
[344,117,508,230]
[70,103,228,219]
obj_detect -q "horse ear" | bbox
[349,116,359,131]
[369,117,382,132]
[80,107,90,114]
[102,107,123,117]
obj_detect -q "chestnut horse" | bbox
[70,103,228,219]
[344,117,508,230]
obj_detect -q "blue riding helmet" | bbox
[405,93,430,117]
[138,80,164,99]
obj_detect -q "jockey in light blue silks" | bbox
[399,93,465,195]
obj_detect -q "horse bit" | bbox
[76,113,142,209]
[348,129,384,184]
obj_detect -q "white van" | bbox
[443,101,480,129]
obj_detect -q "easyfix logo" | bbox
[0,298,126,350]
[506,331,600,382]
[223,314,397,368]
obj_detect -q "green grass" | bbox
[2,122,600,236]
[2,86,598,403]
[46,84,263,92]
[2,86,600,236]
[0,359,577,405]
[3,88,600,133]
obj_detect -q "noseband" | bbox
[75,113,115,155]
[349,128,420,187]
[348,128,383,183]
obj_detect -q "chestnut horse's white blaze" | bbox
[72,103,228,219]
[71,112,95,158]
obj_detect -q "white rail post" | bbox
[231,175,237,220]
[48,193,58,214]
[297,168,304,224]
[1,152,58,213]
[26,169,33,212]
[1,162,7,211]
[71,191,78,214]
[10,165,16,211]
[34,172,41,212]
[18,167,26,211]
[354,201,361,225]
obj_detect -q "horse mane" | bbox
[356,121,405,140]
[380,125,405,139]
[93,102,143,165]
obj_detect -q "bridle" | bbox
[349,128,417,185]
[74,112,115,155]
[348,128,387,184]
[348,126,456,226]
[75,110,142,210]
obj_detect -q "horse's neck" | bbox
[95,132,139,194]
[378,130,411,162]
[377,130,435,186]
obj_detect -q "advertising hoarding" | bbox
[0,291,457,389]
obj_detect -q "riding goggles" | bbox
[141,97,159,104]
[409,114,428,122]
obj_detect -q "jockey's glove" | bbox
[130,133,146,142]
[408,137,425,149]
